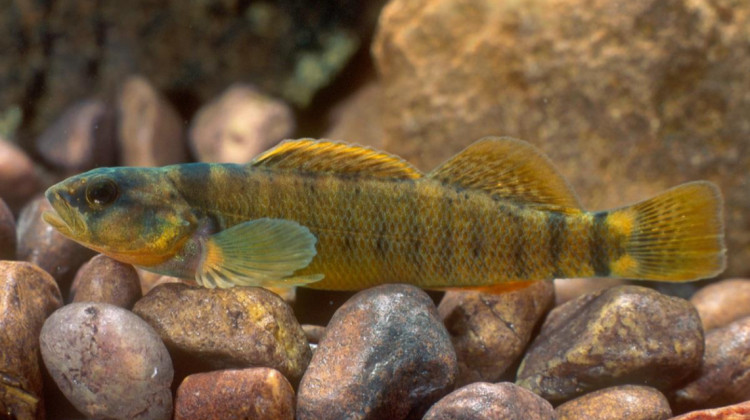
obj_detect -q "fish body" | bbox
[43,137,726,290]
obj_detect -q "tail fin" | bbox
[608,181,726,281]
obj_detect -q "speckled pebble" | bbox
[174,368,294,420]
[0,197,15,259]
[0,138,42,212]
[672,315,750,412]
[16,196,96,288]
[71,254,142,309]
[516,285,704,402]
[555,385,672,420]
[40,302,173,420]
[669,400,750,419]
[297,284,457,420]
[0,261,62,420]
[133,283,311,383]
[690,279,750,331]
[438,280,554,386]
[189,84,294,163]
[422,382,555,420]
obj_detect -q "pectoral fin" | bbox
[196,218,324,289]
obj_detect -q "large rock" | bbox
[373,0,750,276]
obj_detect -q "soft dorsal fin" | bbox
[429,137,582,210]
[251,139,422,180]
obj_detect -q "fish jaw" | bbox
[43,187,85,239]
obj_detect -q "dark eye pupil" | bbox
[87,180,118,206]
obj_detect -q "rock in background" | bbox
[373,0,750,277]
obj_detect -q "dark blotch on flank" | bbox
[590,212,611,277]
[547,212,566,278]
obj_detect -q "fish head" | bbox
[43,167,198,266]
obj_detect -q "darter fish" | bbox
[42,137,726,290]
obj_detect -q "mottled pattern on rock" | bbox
[690,279,750,331]
[189,84,295,163]
[132,283,311,383]
[438,280,554,385]
[118,76,188,167]
[174,368,294,420]
[71,254,142,309]
[516,285,704,402]
[0,139,42,212]
[297,284,457,420]
[373,0,750,277]
[0,198,15,259]
[0,261,62,420]
[16,197,96,288]
[35,99,116,173]
[669,400,750,420]
[40,303,173,420]
[555,385,672,420]
[422,382,555,420]
[672,316,750,412]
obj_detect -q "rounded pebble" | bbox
[439,280,554,386]
[174,368,294,420]
[297,284,457,420]
[0,197,16,259]
[0,138,42,212]
[516,285,704,402]
[40,302,173,420]
[690,278,750,331]
[669,400,750,420]
[132,283,311,383]
[555,385,672,420]
[673,315,750,412]
[0,261,62,420]
[554,278,624,306]
[71,254,142,308]
[422,382,555,420]
[189,84,295,163]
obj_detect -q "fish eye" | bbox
[85,177,119,208]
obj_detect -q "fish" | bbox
[42,137,726,291]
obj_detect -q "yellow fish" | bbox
[43,137,726,290]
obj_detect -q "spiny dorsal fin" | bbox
[429,137,582,211]
[251,139,422,179]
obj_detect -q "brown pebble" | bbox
[133,283,311,383]
[35,99,116,173]
[438,280,554,385]
[0,198,15,259]
[174,368,294,420]
[669,400,750,419]
[71,254,142,309]
[324,80,383,150]
[555,385,672,420]
[0,261,63,420]
[517,285,704,402]
[302,324,326,345]
[40,303,173,420]
[297,284,457,420]
[554,278,624,306]
[118,76,188,167]
[423,382,555,420]
[189,84,295,163]
[16,196,96,289]
[672,315,750,412]
[0,138,42,212]
[690,278,750,331]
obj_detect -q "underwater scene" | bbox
[1,0,749,419]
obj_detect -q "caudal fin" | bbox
[609,181,726,281]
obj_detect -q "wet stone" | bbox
[0,261,62,420]
[70,254,142,309]
[690,278,750,331]
[0,198,15,259]
[672,315,750,412]
[16,196,96,289]
[555,385,672,420]
[132,283,311,383]
[40,302,173,420]
[669,400,750,420]
[35,98,116,174]
[118,76,188,167]
[422,382,555,420]
[0,138,42,213]
[174,368,294,420]
[297,284,457,420]
[516,285,704,402]
[438,280,554,386]
[189,84,295,164]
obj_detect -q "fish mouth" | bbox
[42,189,85,237]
